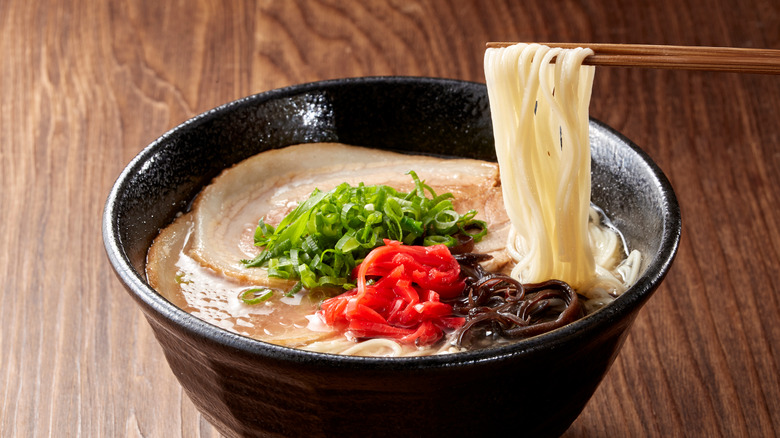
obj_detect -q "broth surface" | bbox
[147,143,509,353]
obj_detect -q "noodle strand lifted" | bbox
[485,44,641,303]
[485,44,596,289]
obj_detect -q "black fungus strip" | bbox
[449,233,476,255]
[449,254,584,349]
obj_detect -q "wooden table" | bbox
[2,0,778,436]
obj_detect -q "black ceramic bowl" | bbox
[103,77,680,438]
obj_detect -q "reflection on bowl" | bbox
[103,77,680,437]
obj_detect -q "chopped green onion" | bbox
[241,171,489,292]
[286,281,304,297]
[460,219,488,242]
[174,272,191,284]
[423,235,457,246]
[432,209,459,234]
[239,287,274,304]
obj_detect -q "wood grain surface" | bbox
[2,0,778,436]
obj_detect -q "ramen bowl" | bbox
[103,77,680,437]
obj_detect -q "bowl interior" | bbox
[104,76,680,363]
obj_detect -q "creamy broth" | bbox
[147,143,511,353]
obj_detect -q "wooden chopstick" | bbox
[485,42,780,74]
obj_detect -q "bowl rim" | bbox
[103,76,681,369]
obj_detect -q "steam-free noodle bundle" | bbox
[485,43,641,305]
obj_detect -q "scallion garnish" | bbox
[239,287,275,304]
[241,171,487,291]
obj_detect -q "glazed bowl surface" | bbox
[103,77,681,438]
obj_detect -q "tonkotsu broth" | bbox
[146,143,512,354]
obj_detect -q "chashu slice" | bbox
[186,143,510,284]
